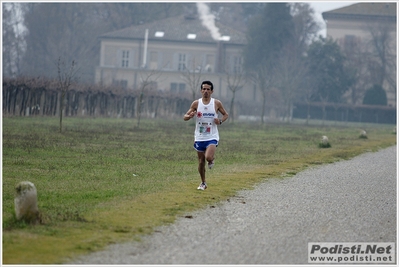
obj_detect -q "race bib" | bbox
[199,122,212,135]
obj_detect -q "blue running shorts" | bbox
[193,139,219,152]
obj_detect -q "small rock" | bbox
[14,181,40,224]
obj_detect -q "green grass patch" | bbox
[2,117,396,264]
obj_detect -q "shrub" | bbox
[363,84,387,106]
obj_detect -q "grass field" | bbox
[2,117,396,264]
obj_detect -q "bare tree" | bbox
[136,70,162,128]
[290,3,322,51]
[364,20,396,104]
[249,62,276,124]
[2,3,27,77]
[57,57,78,132]
[224,68,246,123]
[20,3,185,82]
[22,3,107,82]
[342,38,370,105]
[275,46,308,122]
[302,79,315,125]
[180,59,203,101]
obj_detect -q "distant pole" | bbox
[142,29,149,68]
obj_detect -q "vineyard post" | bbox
[57,57,78,132]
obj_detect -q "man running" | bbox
[183,81,229,190]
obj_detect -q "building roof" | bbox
[322,3,397,21]
[100,14,247,45]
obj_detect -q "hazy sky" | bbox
[309,1,358,36]
[310,1,358,13]
[8,2,359,38]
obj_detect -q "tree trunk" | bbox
[59,91,65,133]
[229,91,235,123]
[261,94,266,124]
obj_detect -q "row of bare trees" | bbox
[3,77,191,122]
[5,75,393,127]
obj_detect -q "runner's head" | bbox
[201,81,213,91]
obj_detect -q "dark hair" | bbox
[201,81,213,91]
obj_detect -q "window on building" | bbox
[178,53,186,71]
[344,35,356,53]
[171,83,177,92]
[121,50,130,68]
[112,79,128,89]
[232,56,242,74]
[204,54,214,73]
[150,51,158,62]
[150,51,158,69]
[171,83,186,93]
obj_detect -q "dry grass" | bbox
[2,117,396,264]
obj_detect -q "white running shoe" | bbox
[208,161,214,169]
[197,182,207,190]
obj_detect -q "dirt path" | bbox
[70,146,396,264]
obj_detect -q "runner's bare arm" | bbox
[215,100,229,125]
[184,100,198,121]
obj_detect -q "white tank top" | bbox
[194,98,219,141]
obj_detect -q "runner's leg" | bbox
[197,151,206,183]
[205,144,216,164]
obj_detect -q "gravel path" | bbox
[71,146,396,264]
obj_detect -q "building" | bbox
[95,13,255,102]
[322,2,397,106]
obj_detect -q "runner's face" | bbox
[201,85,213,98]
